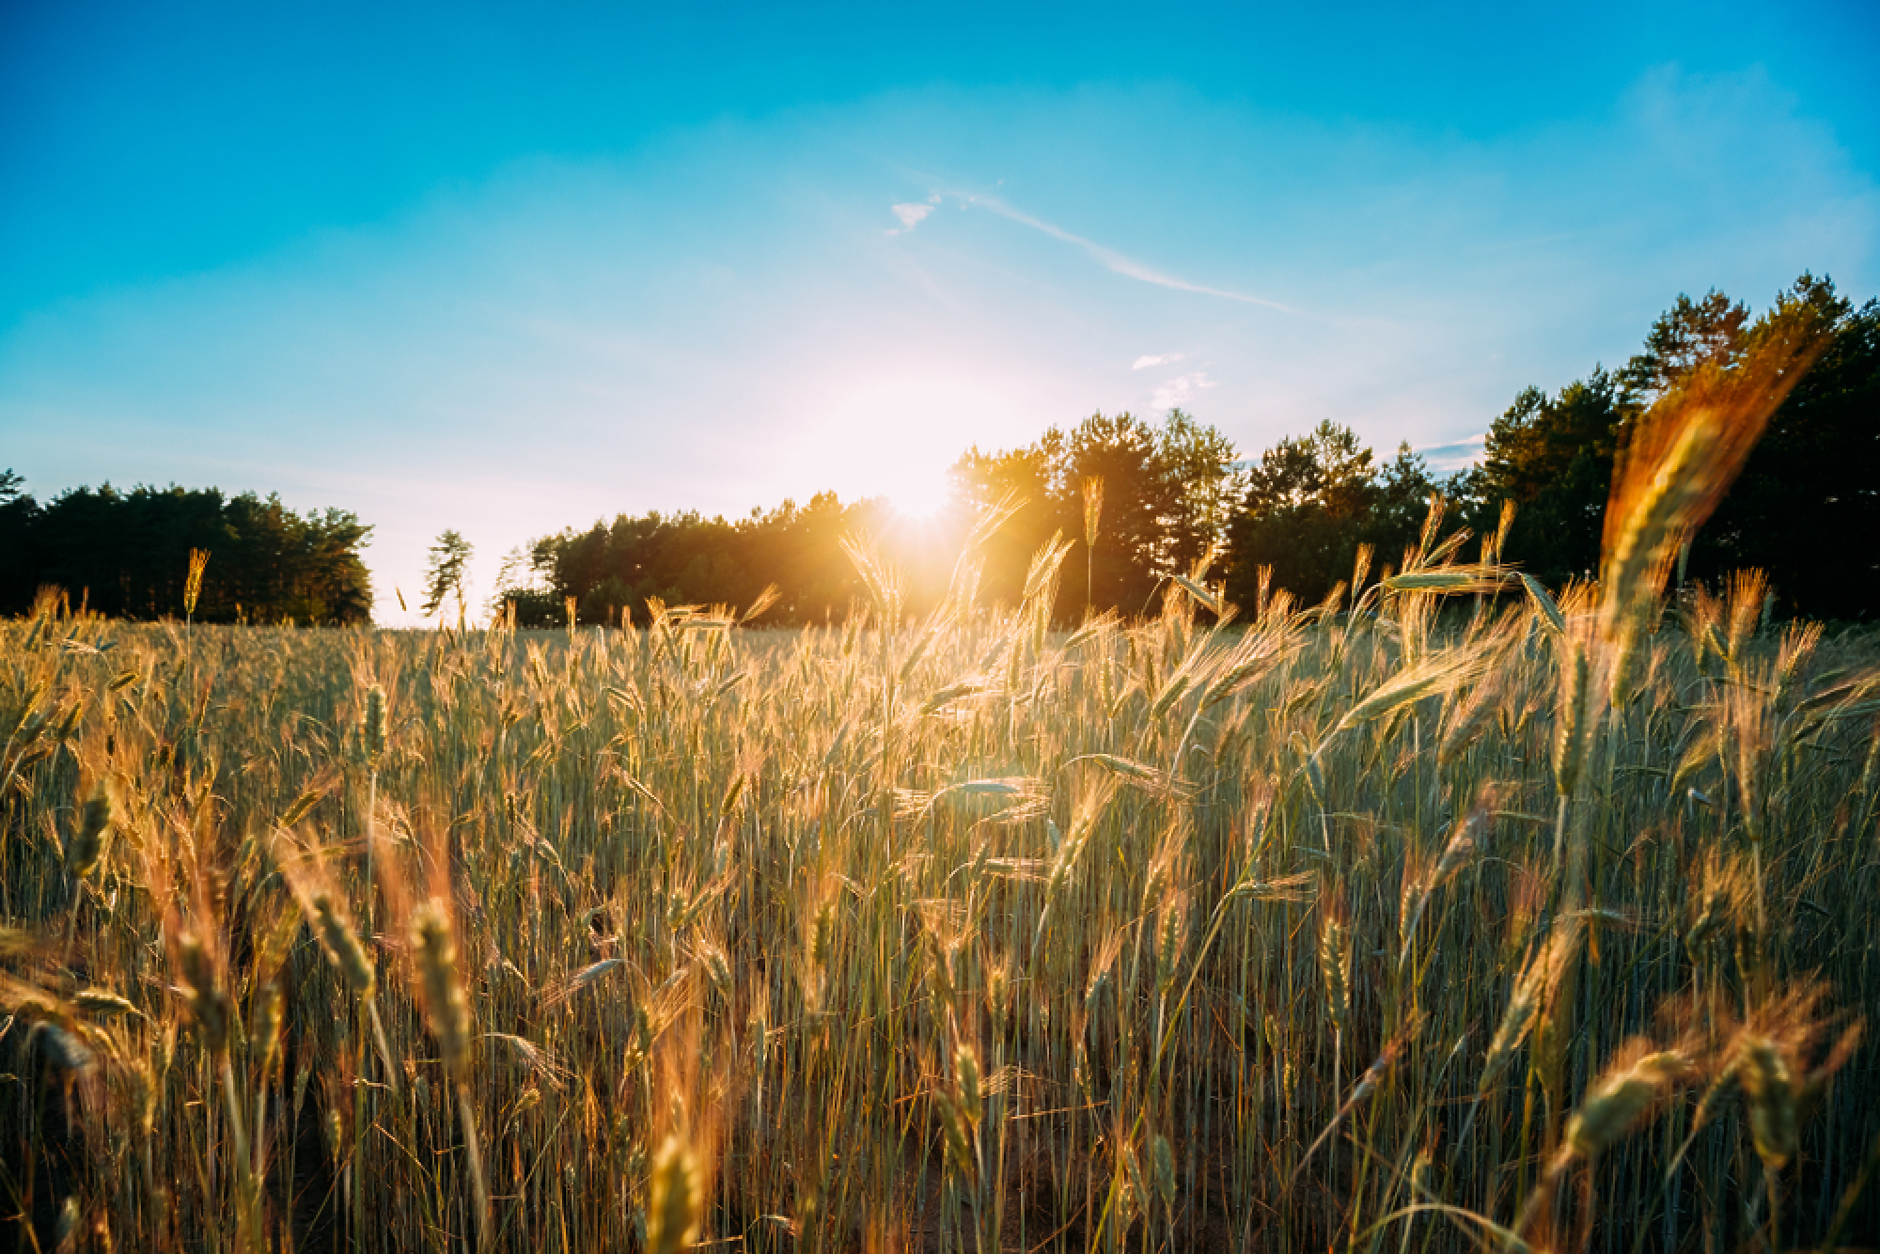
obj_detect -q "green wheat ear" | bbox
[66,781,113,879]
[177,934,231,1056]
[310,892,375,996]
[412,899,470,1074]
[362,684,387,768]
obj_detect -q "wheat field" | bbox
[2,500,1877,1254]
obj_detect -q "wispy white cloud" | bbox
[1150,371,1217,410]
[1415,432,1487,473]
[1132,352,1183,369]
[970,195,1297,312]
[887,202,934,234]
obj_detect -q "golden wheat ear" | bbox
[1598,305,1829,646]
[183,548,210,617]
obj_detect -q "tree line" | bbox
[504,272,1876,626]
[4,271,1871,627]
[0,478,373,624]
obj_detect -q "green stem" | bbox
[459,1082,490,1250]
[219,1058,262,1254]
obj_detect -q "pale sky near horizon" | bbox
[3,2,1876,624]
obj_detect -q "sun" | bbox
[884,470,953,522]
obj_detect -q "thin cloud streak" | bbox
[970,195,1300,313]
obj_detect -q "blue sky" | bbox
[3,1,1876,623]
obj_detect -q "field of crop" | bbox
[3,523,1878,1251]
